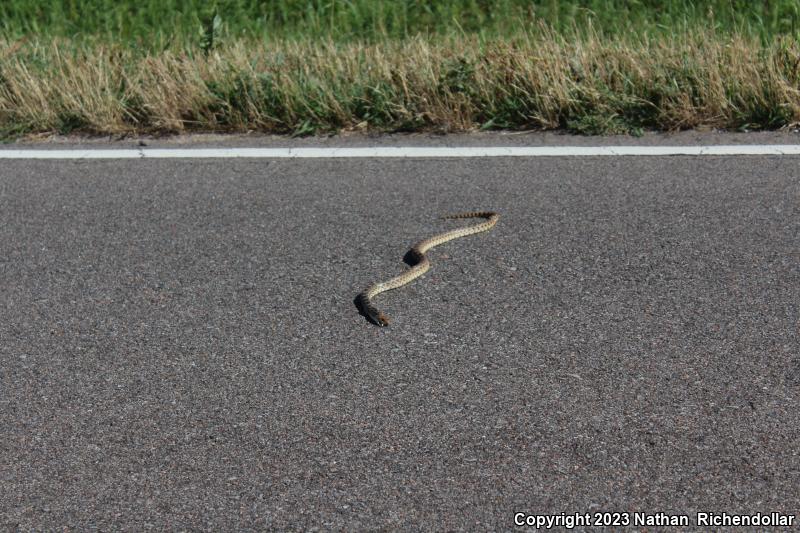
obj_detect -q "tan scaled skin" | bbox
[356,211,499,326]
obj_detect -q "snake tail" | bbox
[441,211,499,220]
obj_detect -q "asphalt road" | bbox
[1,137,799,530]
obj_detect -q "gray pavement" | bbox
[1,139,799,530]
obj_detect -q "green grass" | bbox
[2,2,800,139]
[1,1,800,48]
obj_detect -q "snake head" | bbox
[357,294,391,327]
[368,310,390,327]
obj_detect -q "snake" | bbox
[356,211,499,326]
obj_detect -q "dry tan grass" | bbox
[1,30,800,138]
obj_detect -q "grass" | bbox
[2,1,800,45]
[1,1,800,138]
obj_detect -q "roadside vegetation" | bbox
[2,1,800,138]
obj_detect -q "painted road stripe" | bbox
[1,145,800,159]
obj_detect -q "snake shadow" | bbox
[353,249,425,325]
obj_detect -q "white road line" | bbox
[0,145,798,159]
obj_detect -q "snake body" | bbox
[357,211,499,326]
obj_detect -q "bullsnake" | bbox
[357,211,499,326]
